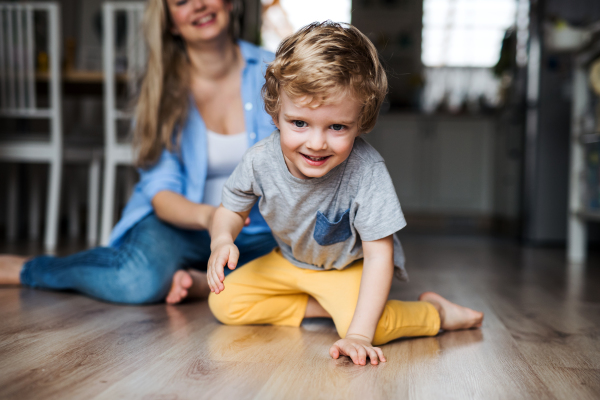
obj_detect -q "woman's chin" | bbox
[183,19,230,44]
[187,29,230,45]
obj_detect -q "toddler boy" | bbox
[206,21,483,365]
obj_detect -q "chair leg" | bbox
[28,165,41,241]
[100,158,117,246]
[44,159,62,252]
[6,164,19,242]
[68,173,80,239]
[87,153,101,247]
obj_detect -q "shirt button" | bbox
[245,102,253,111]
[250,132,256,140]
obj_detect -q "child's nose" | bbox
[306,130,327,150]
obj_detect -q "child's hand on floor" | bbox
[329,334,386,365]
[207,242,239,294]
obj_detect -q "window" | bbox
[422,0,519,67]
[261,0,352,52]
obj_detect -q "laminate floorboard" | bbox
[0,234,599,399]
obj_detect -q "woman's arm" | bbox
[152,190,216,231]
[139,148,212,230]
[329,234,394,365]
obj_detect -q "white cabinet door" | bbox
[369,114,494,216]
[430,118,494,213]
[368,115,425,211]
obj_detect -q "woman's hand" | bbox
[207,240,239,294]
[329,334,386,365]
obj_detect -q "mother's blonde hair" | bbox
[134,0,241,168]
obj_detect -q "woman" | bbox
[0,0,277,304]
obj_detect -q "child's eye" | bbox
[293,120,307,128]
[330,124,345,131]
[175,0,187,5]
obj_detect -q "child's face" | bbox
[275,91,362,180]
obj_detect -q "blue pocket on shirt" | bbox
[313,208,352,246]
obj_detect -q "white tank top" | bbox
[202,129,248,207]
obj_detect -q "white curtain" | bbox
[421,67,502,113]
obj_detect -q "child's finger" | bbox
[208,263,219,293]
[227,246,240,270]
[374,347,386,362]
[207,266,216,292]
[367,347,379,365]
[206,263,213,288]
[216,266,225,292]
[329,344,340,359]
[216,264,224,283]
[356,345,367,365]
[347,346,359,365]
[217,251,229,279]
[211,266,222,293]
[208,259,217,282]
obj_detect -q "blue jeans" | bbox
[20,214,277,304]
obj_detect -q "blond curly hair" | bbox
[262,21,387,134]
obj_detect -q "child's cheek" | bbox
[330,137,352,155]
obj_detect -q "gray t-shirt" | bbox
[222,130,408,281]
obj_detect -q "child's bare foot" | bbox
[0,255,27,285]
[419,291,483,331]
[166,269,211,304]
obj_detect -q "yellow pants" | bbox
[208,249,440,345]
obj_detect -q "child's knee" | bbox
[208,291,233,324]
[208,290,247,325]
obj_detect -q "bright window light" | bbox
[280,0,351,31]
[261,0,352,53]
[422,0,518,67]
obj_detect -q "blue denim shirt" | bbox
[109,40,275,247]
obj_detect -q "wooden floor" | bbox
[0,234,599,399]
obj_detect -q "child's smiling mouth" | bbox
[301,153,331,166]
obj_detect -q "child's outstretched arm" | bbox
[329,235,394,366]
[207,205,250,294]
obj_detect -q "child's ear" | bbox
[273,117,280,130]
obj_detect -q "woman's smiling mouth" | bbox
[192,14,215,27]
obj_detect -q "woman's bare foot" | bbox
[419,291,483,330]
[0,255,28,285]
[166,269,211,304]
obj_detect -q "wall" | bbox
[351,0,423,109]
[368,114,496,213]
[523,0,600,244]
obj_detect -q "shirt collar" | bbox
[238,40,260,64]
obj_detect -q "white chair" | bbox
[63,144,102,246]
[100,2,145,246]
[0,2,62,251]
